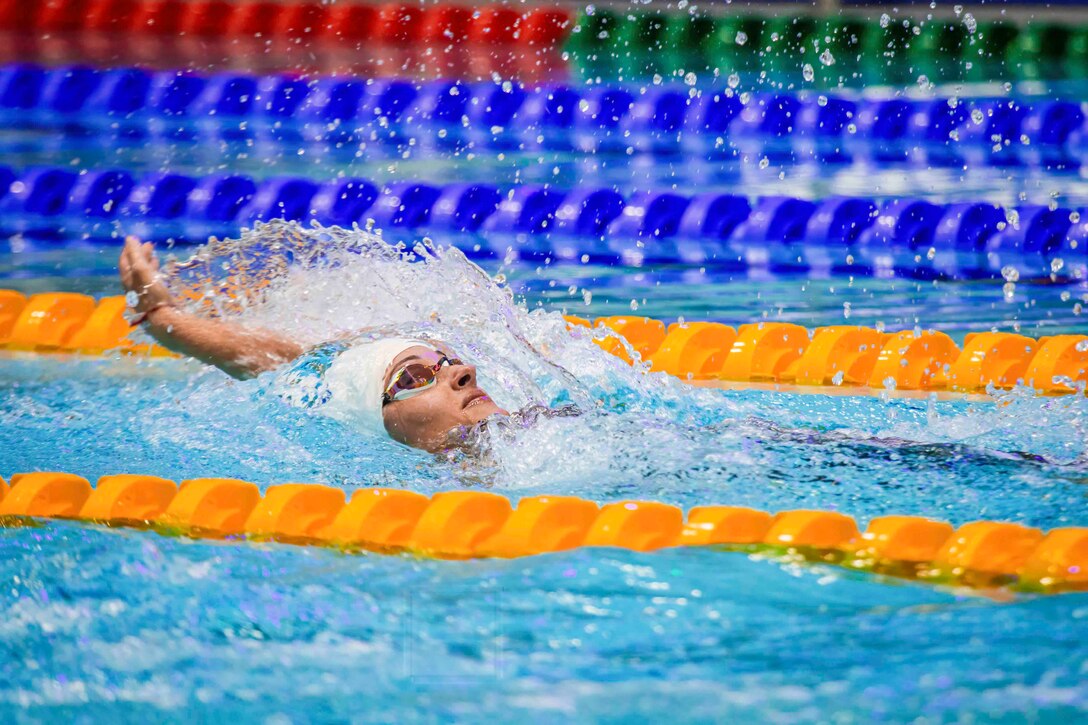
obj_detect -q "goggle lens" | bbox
[383,354,463,405]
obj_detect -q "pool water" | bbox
[1,19,1087,720]
[1,225,1087,721]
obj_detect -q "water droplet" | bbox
[1076,340,1088,352]
[1061,291,1071,302]
[880,13,891,28]
[727,73,740,89]
[1071,210,1081,224]
[1002,266,1020,282]
[1003,282,1016,301]
[684,72,697,86]
[758,156,770,169]
[971,108,984,125]
[954,4,963,15]
[964,14,977,34]
[1051,258,1065,274]
[926,247,936,260]
[842,302,852,319]
[819,49,835,67]
[817,95,828,107]
[802,64,814,81]
[831,371,845,386]
[735,31,748,46]
[125,290,138,307]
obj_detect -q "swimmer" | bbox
[118,237,508,452]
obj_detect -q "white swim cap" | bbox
[323,337,428,437]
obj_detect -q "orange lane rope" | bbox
[0,472,1084,594]
[1,290,1086,396]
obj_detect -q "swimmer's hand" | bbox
[119,236,174,318]
[118,237,303,379]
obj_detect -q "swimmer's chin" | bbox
[462,393,507,424]
[434,408,506,454]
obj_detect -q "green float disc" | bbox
[861,17,915,68]
[612,10,669,54]
[821,17,868,64]
[663,13,718,55]
[705,15,764,75]
[1062,26,1088,79]
[968,20,1019,64]
[911,20,968,59]
[763,15,818,61]
[961,20,1017,82]
[567,7,620,51]
[1010,22,1070,63]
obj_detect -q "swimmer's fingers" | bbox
[119,238,138,291]
[118,237,172,312]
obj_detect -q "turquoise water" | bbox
[1,226,1087,720]
[1,35,1087,718]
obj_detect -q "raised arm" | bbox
[120,237,304,379]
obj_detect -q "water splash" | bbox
[158,220,668,418]
[117,221,1088,512]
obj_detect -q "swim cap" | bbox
[323,337,428,437]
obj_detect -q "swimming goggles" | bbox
[381,351,462,405]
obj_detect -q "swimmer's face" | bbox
[380,345,507,452]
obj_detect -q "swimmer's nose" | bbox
[445,363,476,390]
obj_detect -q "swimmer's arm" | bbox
[120,236,303,379]
[142,306,304,379]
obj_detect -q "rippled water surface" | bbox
[1,224,1087,721]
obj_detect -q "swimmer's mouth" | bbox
[463,391,489,410]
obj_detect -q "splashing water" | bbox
[59,220,1077,524]
[3,224,1088,721]
[158,220,666,415]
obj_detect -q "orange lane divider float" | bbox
[0,291,172,356]
[566,315,1088,396]
[0,472,1084,593]
[1,290,1086,397]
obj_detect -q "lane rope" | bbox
[0,471,1084,593]
[0,63,1082,155]
[0,164,1085,279]
[2,289,1084,396]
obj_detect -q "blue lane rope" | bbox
[0,63,1085,165]
[0,164,1084,281]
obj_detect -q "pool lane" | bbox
[2,249,1084,341]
